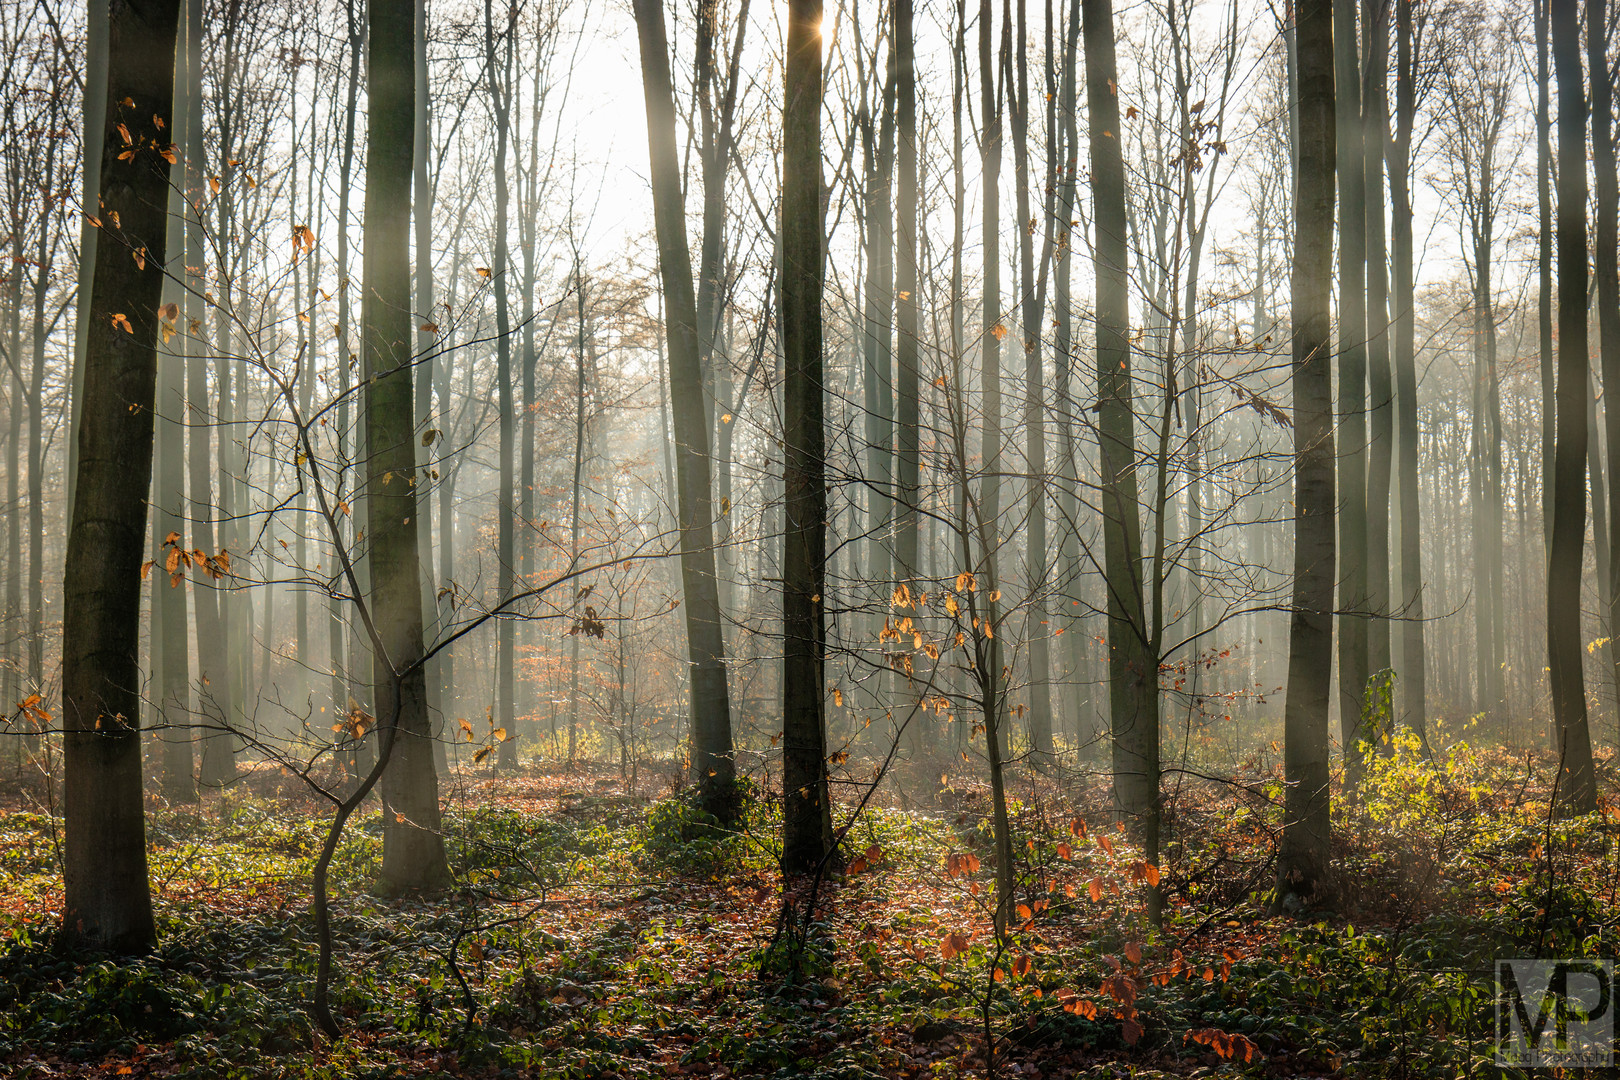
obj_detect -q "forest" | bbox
[0,0,1617,1075]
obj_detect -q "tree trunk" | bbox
[780,0,834,875]
[1363,0,1393,691]
[1277,0,1336,904]
[157,5,193,801]
[1593,0,1620,732]
[981,0,1007,760]
[413,0,445,777]
[62,0,183,953]
[486,0,518,773]
[368,0,451,892]
[895,0,921,616]
[1548,0,1598,816]
[1389,0,1423,735]
[1538,0,1555,555]
[1012,0,1055,758]
[1084,0,1157,893]
[1333,0,1368,782]
[630,0,738,823]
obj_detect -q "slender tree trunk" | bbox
[982,0,1007,759]
[1539,0,1555,557]
[1277,0,1336,904]
[368,0,451,892]
[1012,0,1055,758]
[631,0,738,823]
[1594,0,1620,730]
[157,5,193,801]
[1084,0,1157,896]
[780,0,834,875]
[1389,0,1423,734]
[413,0,445,776]
[62,0,183,953]
[1333,0,1368,782]
[1052,0,1084,753]
[1548,0,1597,815]
[486,0,518,772]
[1363,0,1393,691]
[895,0,921,616]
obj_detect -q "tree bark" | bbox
[1593,0,1620,733]
[630,0,739,823]
[780,0,834,875]
[1278,0,1336,904]
[1363,0,1393,692]
[368,0,451,891]
[485,0,518,772]
[1333,0,1368,782]
[1084,0,1157,894]
[1548,0,1597,816]
[1388,0,1424,735]
[62,0,183,954]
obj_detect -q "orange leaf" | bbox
[1088,878,1103,903]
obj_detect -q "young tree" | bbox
[1277,0,1336,905]
[61,0,183,953]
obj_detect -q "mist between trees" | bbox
[0,0,1615,1074]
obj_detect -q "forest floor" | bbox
[0,730,1616,1079]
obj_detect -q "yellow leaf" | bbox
[990,323,1008,341]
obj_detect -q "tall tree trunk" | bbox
[630,0,738,823]
[157,5,193,801]
[1052,0,1084,753]
[860,37,895,653]
[780,0,834,875]
[486,0,518,772]
[62,0,183,953]
[895,0,921,615]
[1084,0,1157,893]
[1012,0,1055,758]
[1542,0,1599,810]
[1594,0,1620,731]
[368,0,451,892]
[1539,0,1555,556]
[1548,0,1598,815]
[1363,0,1393,691]
[1389,0,1423,734]
[413,0,445,776]
[1333,0,1368,782]
[1277,0,1336,904]
[981,0,1007,760]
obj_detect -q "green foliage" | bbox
[634,779,771,879]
